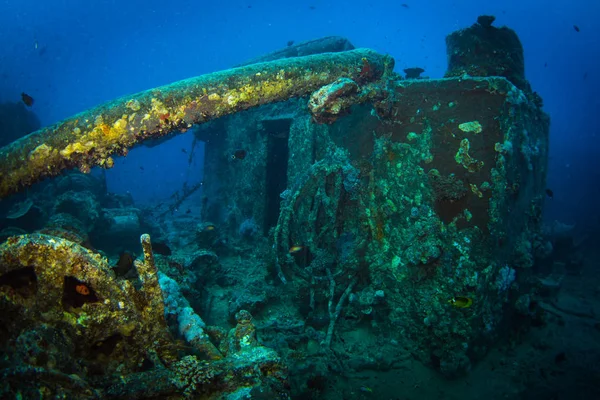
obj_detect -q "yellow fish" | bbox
[448,296,473,308]
[289,245,304,254]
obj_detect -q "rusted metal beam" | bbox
[0,49,391,199]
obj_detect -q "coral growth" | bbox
[0,233,289,398]
[0,49,389,199]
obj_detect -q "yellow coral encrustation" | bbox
[0,49,387,199]
[126,99,141,111]
[455,138,484,172]
[150,98,169,117]
[29,143,56,162]
[59,113,134,163]
[0,233,176,372]
[221,71,298,108]
[470,183,483,198]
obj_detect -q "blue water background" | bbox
[0,0,598,226]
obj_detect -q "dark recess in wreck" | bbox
[263,117,292,235]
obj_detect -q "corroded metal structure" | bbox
[203,73,548,375]
[0,17,551,397]
[0,234,288,398]
[0,49,390,199]
[198,28,548,376]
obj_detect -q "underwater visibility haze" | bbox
[0,0,599,399]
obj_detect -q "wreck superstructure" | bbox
[0,19,549,398]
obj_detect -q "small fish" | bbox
[204,224,216,232]
[573,25,580,32]
[544,62,547,67]
[449,296,473,308]
[545,188,554,199]
[289,245,304,254]
[114,251,134,276]
[185,209,191,214]
[21,92,34,107]
[139,166,144,171]
[152,241,172,256]
[359,386,373,393]
[287,40,294,47]
[34,41,38,50]
[181,148,188,154]
[75,283,91,296]
[309,5,316,10]
[401,3,409,8]
[232,149,247,160]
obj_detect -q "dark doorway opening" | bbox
[263,117,291,235]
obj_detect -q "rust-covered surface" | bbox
[264,74,548,376]
[0,48,390,199]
